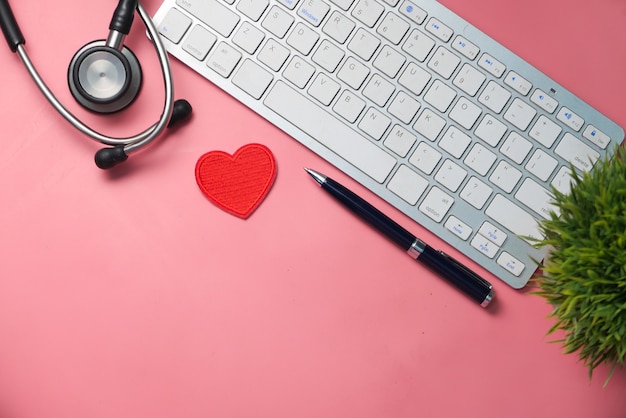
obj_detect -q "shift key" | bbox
[177,0,240,37]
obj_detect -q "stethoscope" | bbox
[0,0,192,169]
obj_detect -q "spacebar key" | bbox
[264,81,396,183]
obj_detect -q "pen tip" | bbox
[304,168,326,185]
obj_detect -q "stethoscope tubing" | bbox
[14,2,174,155]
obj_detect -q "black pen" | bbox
[305,168,494,307]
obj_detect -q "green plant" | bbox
[533,146,626,384]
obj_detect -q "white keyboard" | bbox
[152,0,624,288]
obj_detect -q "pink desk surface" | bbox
[1,1,625,417]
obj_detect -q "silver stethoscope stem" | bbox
[14,2,174,155]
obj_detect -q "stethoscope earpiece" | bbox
[68,41,142,114]
[95,98,192,169]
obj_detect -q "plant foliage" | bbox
[534,146,626,383]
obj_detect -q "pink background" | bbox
[1,0,625,417]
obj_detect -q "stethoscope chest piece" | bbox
[68,40,142,113]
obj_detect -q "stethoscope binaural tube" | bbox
[0,0,192,169]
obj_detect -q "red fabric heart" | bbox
[195,144,277,218]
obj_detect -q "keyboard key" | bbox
[479,81,511,113]
[425,17,453,42]
[337,56,370,89]
[485,194,544,242]
[464,143,496,176]
[413,108,446,141]
[444,216,473,240]
[262,5,295,37]
[449,97,482,129]
[308,73,341,105]
[298,0,331,26]
[158,8,192,43]
[424,80,456,112]
[388,165,429,205]
[451,35,479,60]
[377,12,410,45]
[348,28,381,61]
[453,63,486,96]
[427,46,461,79]
[471,233,499,259]
[399,0,427,24]
[232,59,273,99]
[504,71,532,96]
[358,107,391,139]
[530,89,558,113]
[333,90,366,122]
[283,56,315,88]
[497,252,525,277]
[323,11,356,43]
[398,62,431,95]
[413,109,446,141]
[182,25,217,60]
[177,0,240,37]
[515,178,558,219]
[207,42,242,77]
[419,186,454,222]
[500,132,532,164]
[384,125,417,157]
[554,133,600,172]
[388,91,421,124]
[439,126,471,159]
[288,22,320,54]
[504,98,536,131]
[525,149,557,182]
[478,221,507,246]
[313,39,345,72]
[409,141,442,174]
[265,81,397,183]
[402,29,435,62]
[478,53,506,78]
[373,45,406,78]
[551,166,574,195]
[529,115,561,148]
[352,0,385,27]
[258,39,290,71]
[363,74,395,106]
[489,160,522,193]
[583,125,611,149]
[474,114,507,147]
[556,107,584,132]
[434,159,467,192]
[460,177,492,209]
[233,22,265,54]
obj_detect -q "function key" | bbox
[583,125,611,149]
[556,107,584,132]
[530,89,558,113]
[451,35,479,60]
[478,53,505,78]
[425,17,453,42]
[504,71,532,95]
[399,0,427,24]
